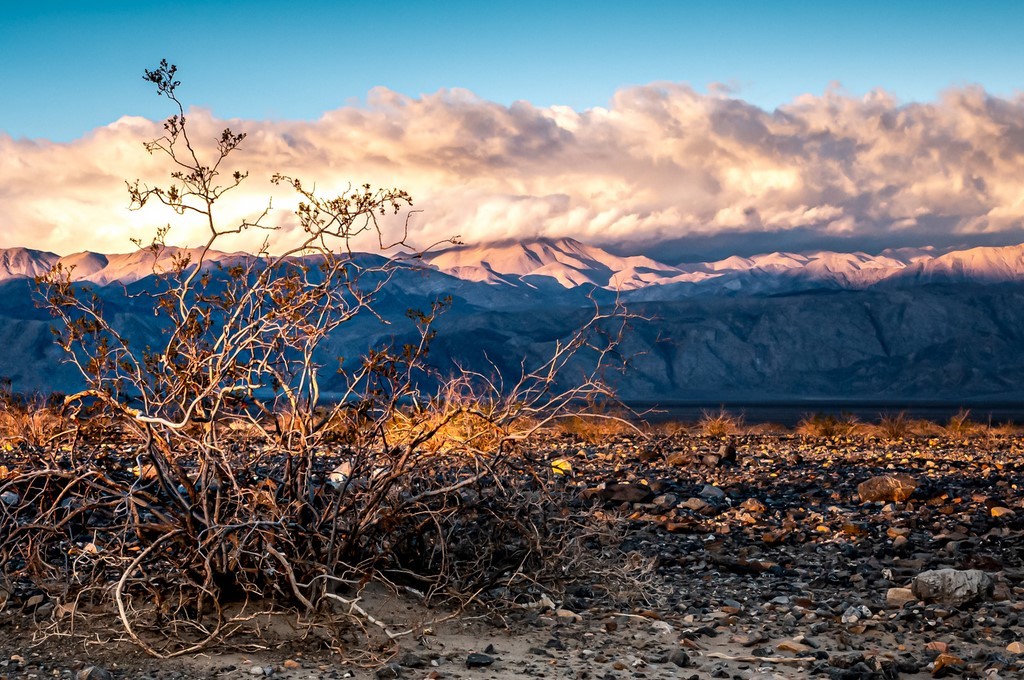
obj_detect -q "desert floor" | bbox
[3,429,1023,679]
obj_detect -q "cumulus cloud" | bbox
[3,83,1024,260]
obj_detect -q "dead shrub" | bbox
[13,60,637,658]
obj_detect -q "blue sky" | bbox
[4,1,1024,257]
[3,0,1023,141]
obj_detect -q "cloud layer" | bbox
[4,84,1024,260]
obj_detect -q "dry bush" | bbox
[11,61,637,658]
[698,408,743,437]
[796,412,861,438]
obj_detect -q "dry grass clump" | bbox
[743,421,789,435]
[643,419,691,437]
[944,409,987,438]
[0,391,70,447]
[384,384,543,454]
[698,408,744,437]
[989,421,1024,436]
[796,412,861,438]
[554,413,639,444]
[866,412,944,439]
[873,412,912,439]
[385,405,509,453]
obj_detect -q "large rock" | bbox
[911,569,993,606]
[857,474,917,502]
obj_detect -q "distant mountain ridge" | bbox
[4,237,1024,403]
[3,237,1024,294]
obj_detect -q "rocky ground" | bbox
[3,430,1024,679]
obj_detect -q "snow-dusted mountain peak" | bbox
[1,238,1023,294]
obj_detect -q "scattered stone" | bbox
[740,498,766,513]
[841,605,871,624]
[1007,642,1024,655]
[886,587,917,607]
[857,474,917,502]
[249,666,265,676]
[0,491,18,505]
[991,506,1015,518]
[555,608,581,622]
[912,569,994,606]
[777,639,811,654]
[668,650,691,668]
[932,653,966,675]
[679,497,709,511]
[282,660,301,670]
[650,620,674,635]
[398,652,426,669]
[375,662,402,679]
[699,484,726,499]
[77,667,112,680]
[465,653,495,669]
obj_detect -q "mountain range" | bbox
[4,237,1024,294]
[2,237,1024,404]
